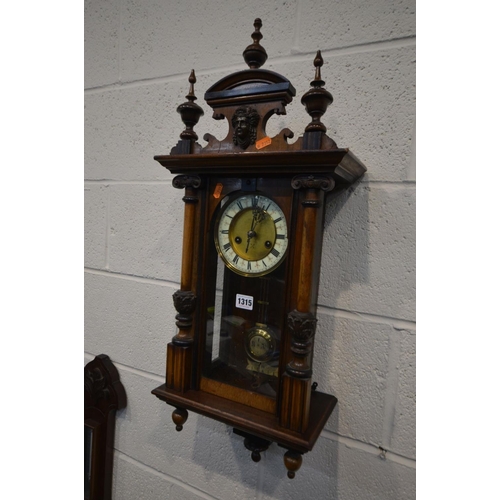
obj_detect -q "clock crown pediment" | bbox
[166,18,363,158]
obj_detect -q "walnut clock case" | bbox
[152,19,366,478]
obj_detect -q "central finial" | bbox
[311,51,326,88]
[243,18,268,69]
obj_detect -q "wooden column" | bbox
[279,174,334,433]
[166,175,201,394]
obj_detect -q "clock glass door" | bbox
[201,181,292,413]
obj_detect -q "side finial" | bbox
[301,51,333,134]
[177,70,204,141]
[243,18,268,69]
[186,69,198,102]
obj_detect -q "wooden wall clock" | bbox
[152,18,366,478]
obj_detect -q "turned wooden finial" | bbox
[186,69,197,101]
[301,51,333,134]
[284,450,303,479]
[243,18,268,69]
[177,69,204,141]
[312,50,325,87]
[172,407,188,432]
[251,18,263,43]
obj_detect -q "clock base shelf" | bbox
[151,383,337,454]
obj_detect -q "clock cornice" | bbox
[154,149,365,185]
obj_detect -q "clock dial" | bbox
[215,193,288,277]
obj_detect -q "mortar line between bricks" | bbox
[84,267,180,288]
[118,0,123,84]
[290,0,302,53]
[84,268,415,328]
[114,450,220,500]
[381,330,403,448]
[84,180,173,185]
[84,267,416,331]
[104,187,110,269]
[317,305,416,330]
[84,269,415,328]
[321,429,416,469]
[84,36,415,93]
[84,351,165,383]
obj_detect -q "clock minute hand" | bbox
[245,215,257,253]
[245,208,263,253]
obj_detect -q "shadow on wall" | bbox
[314,180,370,486]
[322,180,370,296]
[319,180,371,356]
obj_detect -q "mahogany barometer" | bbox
[152,19,366,478]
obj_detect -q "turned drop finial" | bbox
[243,18,268,69]
[284,450,303,479]
[177,69,204,141]
[172,408,188,432]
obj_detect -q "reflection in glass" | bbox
[203,252,286,400]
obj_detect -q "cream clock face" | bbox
[215,193,288,277]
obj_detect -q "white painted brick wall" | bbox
[85,0,416,498]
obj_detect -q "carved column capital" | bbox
[291,174,335,192]
[172,175,202,204]
[172,175,202,190]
